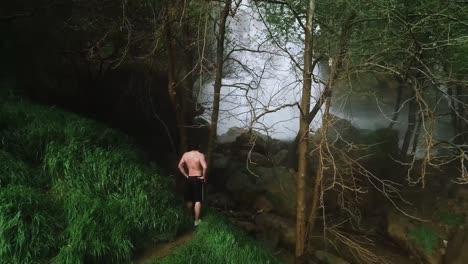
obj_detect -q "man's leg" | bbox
[194,201,201,221]
[193,177,204,226]
[186,201,193,211]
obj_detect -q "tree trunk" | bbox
[388,81,404,129]
[287,11,355,170]
[166,0,187,155]
[411,112,422,155]
[206,0,231,174]
[400,89,417,160]
[295,0,315,262]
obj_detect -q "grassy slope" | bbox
[0,90,282,264]
[154,211,283,264]
[0,91,188,263]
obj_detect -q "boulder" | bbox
[254,195,274,214]
[256,228,280,250]
[444,227,468,264]
[208,192,235,210]
[272,149,289,165]
[386,209,444,264]
[225,163,297,217]
[232,219,258,234]
[218,127,247,144]
[255,213,296,248]
[212,153,229,170]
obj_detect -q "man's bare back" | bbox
[178,150,207,179]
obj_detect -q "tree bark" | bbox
[295,0,315,262]
[287,11,355,170]
[400,89,417,160]
[411,112,422,155]
[166,0,187,155]
[206,0,232,174]
[388,81,404,129]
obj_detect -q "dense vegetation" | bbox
[0,89,187,263]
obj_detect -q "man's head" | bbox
[187,142,202,151]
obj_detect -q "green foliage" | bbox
[0,93,188,263]
[407,226,439,254]
[0,186,63,264]
[155,211,282,264]
[438,211,465,227]
[0,150,33,187]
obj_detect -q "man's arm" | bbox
[178,155,189,178]
[200,154,207,180]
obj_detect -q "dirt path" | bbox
[134,231,195,264]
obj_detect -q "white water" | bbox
[197,0,323,141]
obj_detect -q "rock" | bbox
[317,114,361,147]
[272,149,289,165]
[225,163,259,198]
[232,220,257,233]
[386,209,443,264]
[256,228,280,250]
[218,127,246,144]
[212,153,229,170]
[225,164,297,217]
[254,195,274,214]
[255,166,297,218]
[275,248,295,264]
[237,150,271,166]
[315,250,351,264]
[255,213,295,248]
[444,227,468,264]
[208,192,235,209]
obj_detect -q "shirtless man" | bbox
[178,149,207,226]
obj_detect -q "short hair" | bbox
[187,142,201,151]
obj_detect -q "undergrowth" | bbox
[154,210,283,264]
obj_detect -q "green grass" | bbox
[154,210,283,264]
[0,91,188,263]
[407,226,439,254]
[0,185,63,264]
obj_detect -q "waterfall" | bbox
[198,0,323,141]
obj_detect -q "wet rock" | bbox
[254,195,274,214]
[232,219,257,233]
[225,164,297,217]
[255,213,295,248]
[444,227,468,264]
[218,127,247,144]
[272,149,289,165]
[386,209,443,264]
[212,153,229,170]
[208,192,235,209]
[276,248,295,264]
[256,228,280,250]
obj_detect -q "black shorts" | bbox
[184,176,205,203]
